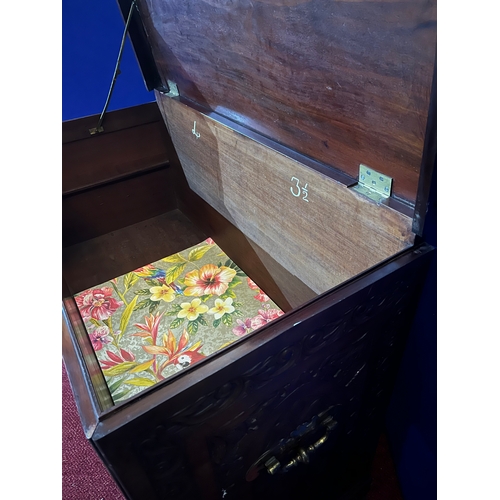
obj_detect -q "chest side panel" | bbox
[92,245,432,500]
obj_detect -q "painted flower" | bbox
[100,348,135,370]
[247,278,270,302]
[177,299,209,321]
[208,297,235,320]
[204,237,215,245]
[232,318,253,337]
[183,264,237,296]
[250,308,284,329]
[132,312,164,344]
[75,287,123,321]
[149,284,176,302]
[142,329,206,374]
[89,326,112,351]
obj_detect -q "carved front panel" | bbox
[95,246,431,500]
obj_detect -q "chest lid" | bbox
[120,0,436,230]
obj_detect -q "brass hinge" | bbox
[157,80,179,98]
[351,164,393,203]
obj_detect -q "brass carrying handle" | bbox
[245,415,338,481]
[264,417,337,475]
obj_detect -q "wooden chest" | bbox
[62,1,436,498]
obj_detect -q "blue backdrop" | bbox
[62,0,153,121]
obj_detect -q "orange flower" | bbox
[183,264,236,296]
[142,329,205,375]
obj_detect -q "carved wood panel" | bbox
[94,246,431,500]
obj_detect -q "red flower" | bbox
[142,329,206,376]
[100,349,135,370]
[232,318,253,337]
[132,312,164,345]
[75,287,123,321]
[250,309,284,329]
[89,326,112,351]
[247,278,270,302]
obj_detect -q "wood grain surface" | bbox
[63,210,207,295]
[137,0,436,204]
[63,103,172,195]
[63,102,177,246]
[62,167,177,247]
[158,95,415,294]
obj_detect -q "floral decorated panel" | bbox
[74,238,284,403]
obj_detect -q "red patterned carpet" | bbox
[62,362,402,499]
[62,362,125,500]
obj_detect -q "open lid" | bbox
[120,0,436,232]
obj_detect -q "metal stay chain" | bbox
[89,0,138,135]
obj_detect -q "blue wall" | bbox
[62,0,153,121]
[386,166,437,500]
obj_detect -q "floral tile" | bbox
[74,238,284,403]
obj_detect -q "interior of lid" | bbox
[136,0,436,205]
[156,94,415,296]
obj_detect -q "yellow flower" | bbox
[150,285,176,302]
[177,298,209,321]
[208,298,235,320]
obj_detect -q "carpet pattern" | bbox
[62,362,402,499]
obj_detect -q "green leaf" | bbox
[228,279,241,289]
[165,304,182,316]
[134,288,151,295]
[213,318,221,328]
[224,259,245,276]
[89,318,101,327]
[130,359,155,373]
[233,309,244,317]
[103,362,137,377]
[124,377,156,387]
[108,378,126,395]
[112,387,134,401]
[144,278,161,287]
[170,317,184,329]
[162,253,185,263]
[166,263,186,283]
[123,272,139,291]
[134,299,151,311]
[187,320,199,335]
[233,302,243,308]
[201,294,212,302]
[149,300,160,314]
[221,289,237,300]
[119,295,139,334]
[222,314,233,326]
[188,245,212,262]
[197,315,208,326]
